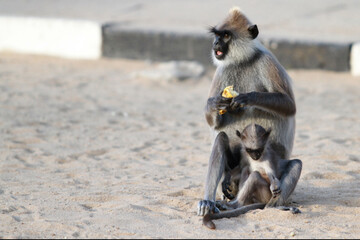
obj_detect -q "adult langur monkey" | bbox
[197,7,302,217]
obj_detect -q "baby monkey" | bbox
[237,123,281,204]
[203,124,300,229]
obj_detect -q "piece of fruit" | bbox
[222,86,238,98]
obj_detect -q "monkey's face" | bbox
[236,124,271,161]
[210,28,232,60]
[210,8,260,65]
[246,147,264,160]
[210,25,259,64]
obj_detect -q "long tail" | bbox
[203,203,266,230]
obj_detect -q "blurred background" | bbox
[0,0,360,73]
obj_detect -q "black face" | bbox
[210,28,232,60]
[246,148,264,160]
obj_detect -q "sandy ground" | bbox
[0,53,360,239]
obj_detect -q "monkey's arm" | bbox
[230,92,296,117]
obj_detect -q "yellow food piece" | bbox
[219,86,239,115]
[222,86,239,98]
[219,109,227,115]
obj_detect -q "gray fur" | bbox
[202,124,302,229]
[198,8,300,219]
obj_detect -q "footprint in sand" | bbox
[178,158,187,166]
[129,204,152,213]
[303,172,351,180]
[11,216,21,222]
[191,131,202,140]
[332,160,348,166]
[167,190,185,197]
[2,206,17,214]
[348,155,360,162]
[80,204,96,212]
[298,134,310,140]
[86,149,108,158]
[130,141,155,152]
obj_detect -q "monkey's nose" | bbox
[251,153,260,160]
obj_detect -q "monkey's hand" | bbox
[216,199,239,210]
[221,173,235,200]
[270,178,281,197]
[207,92,232,113]
[197,200,220,216]
[215,200,233,210]
[230,93,250,111]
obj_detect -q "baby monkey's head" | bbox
[236,123,271,160]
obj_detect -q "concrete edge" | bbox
[350,42,360,76]
[0,16,102,59]
[102,25,352,72]
[0,16,357,74]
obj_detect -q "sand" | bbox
[0,53,359,238]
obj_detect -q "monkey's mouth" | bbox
[216,51,223,56]
[214,50,226,60]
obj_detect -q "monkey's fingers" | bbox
[217,103,230,115]
[220,96,233,103]
[231,94,248,106]
[216,103,229,110]
[229,101,243,111]
[271,188,281,197]
[222,190,235,200]
[215,200,228,211]
[198,200,217,216]
[197,201,205,216]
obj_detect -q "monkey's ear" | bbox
[248,24,259,39]
[208,26,217,34]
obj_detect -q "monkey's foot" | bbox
[271,188,281,197]
[275,206,301,214]
[270,182,281,197]
[215,200,232,211]
[197,200,220,216]
[265,195,280,208]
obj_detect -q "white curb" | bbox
[0,16,102,59]
[351,42,360,76]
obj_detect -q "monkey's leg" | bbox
[245,171,273,205]
[267,159,302,207]
[225,171,272,208]
[198,131,235,216]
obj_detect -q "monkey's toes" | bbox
[197,200,218,216]
[271,188,281,197]
[290,207,301,214]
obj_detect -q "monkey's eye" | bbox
[246,148,264,154]
[246,148,253,153]
[223,33,231,40]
